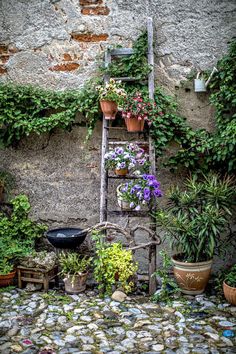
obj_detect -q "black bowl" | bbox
[46,227,87,249]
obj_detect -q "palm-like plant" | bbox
[154,174,235,262]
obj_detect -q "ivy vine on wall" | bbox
[0,33,235,175]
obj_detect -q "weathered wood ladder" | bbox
[99,18,160,295]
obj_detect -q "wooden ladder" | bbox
[99,18,158,294]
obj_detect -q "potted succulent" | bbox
[117,174,162,211]
[0,194,47,287]
[59,252,92,294]
[92,231,138,295]
[104,143,149,176]
[96,78,127,120]
[122,92,159,132]
[154,174,235,295]
[223,264,236,305]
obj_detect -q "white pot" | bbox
[116,184,134,211]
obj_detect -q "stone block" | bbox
[81,6,110,15]
[49,62,80,71]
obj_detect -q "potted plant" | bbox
[0,194,47,287]
[59,252,92,294]
[154,174,235,295]
[92,231,138,295]
[104,143,149,176]
[117,174,162,211]
[96,79,127,120]
[223,264,236,305]
[122,92,159,132]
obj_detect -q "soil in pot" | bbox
[63,273,88,294]
[172,255,212,295]
[223,281,236,305]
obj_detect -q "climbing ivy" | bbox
[0,79,100,147]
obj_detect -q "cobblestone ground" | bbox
[0,288,235,354]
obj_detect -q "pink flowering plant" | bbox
[122,92,162,125]
[119,174,163,210]
[96,79,127,106]
[104,143,149,172]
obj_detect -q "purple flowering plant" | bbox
[119,174,163,210]
[104,143,149,172]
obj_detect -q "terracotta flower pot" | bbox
[63,272,88,294]
[223,281,236,305]
[172,255,212,295]
[100,100,118,120]
[0,270,16,287]
[114,168,128,176]
[125,117,145,132]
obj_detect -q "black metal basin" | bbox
[46,227,87,249]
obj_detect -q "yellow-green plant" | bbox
[92,231,138,295]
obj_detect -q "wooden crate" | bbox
[17,265,58,291]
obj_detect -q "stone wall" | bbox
[0,0,235,269]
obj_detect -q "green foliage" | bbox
[224,264,236,288]
[152,250,180,303]
[0,169,15,200]
[101,32,151,80]
[59,252,92,276]
[153,174,235,263]
[92,230,138,295]
[0,194,47,274]
[0,80,100,147]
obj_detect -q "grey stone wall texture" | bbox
[0,0,236,270]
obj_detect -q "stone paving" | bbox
[0,288,236,354]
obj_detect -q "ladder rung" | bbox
[112,77,146,82]
[108,175,140,180]
[107,210,149,217]
[108,141,149,145]
[109,48,134,56]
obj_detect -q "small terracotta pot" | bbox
[63,272,88,294]
[223,281,236,305]
[114,168,128,176]
[0,270,16,287]
[172,255,212,295]
[100,100,118,120]
[125,117,145,132]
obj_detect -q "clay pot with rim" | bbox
[125,116,145,132]
[172,255,213,295]
[114,168,128,176]
[63,272,88,294]
[100,100,118,120]
[0,270,16,287]
[223,281,236,305]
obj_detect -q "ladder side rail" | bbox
[99,50,111,223]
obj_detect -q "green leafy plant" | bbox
[154,174,235,263]
[152,250,180,302]
[92,230,138,295]
[0,194,47,275]
[224,264,236,288]
[59,252,92,277]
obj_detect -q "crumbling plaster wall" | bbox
[0,0,235,267]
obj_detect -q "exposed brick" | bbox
[0,55,10,64]
[63,53,73,61]
[0,66,7,74]
[0,45,8,54]
[50,62,80,72]
[71,33,108,42]
[81,6,110,15]
[79,0,102,5]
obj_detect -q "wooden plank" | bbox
[100,50,111,223]
[108,141,149,145]
[111,77,146,82]
[107,210,150,217]
[110,48,134,56]
[108,175,141,180]
[147,17,157,295]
